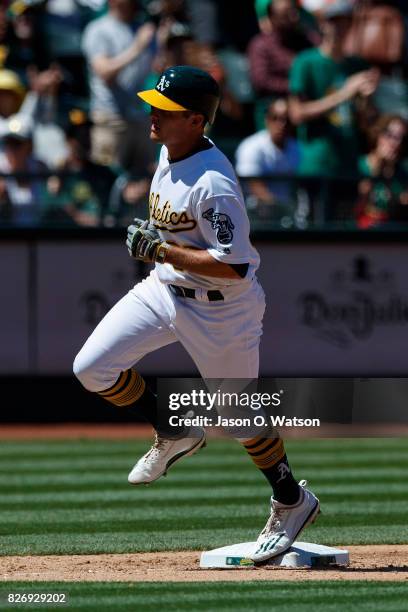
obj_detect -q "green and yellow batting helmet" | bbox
[137,65,220,125]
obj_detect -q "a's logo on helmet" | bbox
[157,76,170,92]
[202,208,235,245]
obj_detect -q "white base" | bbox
[200,541,349,569]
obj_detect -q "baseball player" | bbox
[73,65,319,561]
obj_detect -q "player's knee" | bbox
[73,352,99,391]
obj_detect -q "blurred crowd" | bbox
[0,0,407,229]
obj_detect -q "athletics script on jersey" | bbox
[149,192,197,232]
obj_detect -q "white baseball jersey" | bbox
[150,140,260,289]
[74,139,266,397]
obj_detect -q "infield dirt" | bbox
[1,546,408,583]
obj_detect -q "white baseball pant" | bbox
[73,269,265,390]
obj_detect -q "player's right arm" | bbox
[164,246,243,279]
[127,219,243,279]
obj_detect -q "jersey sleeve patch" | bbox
[202,208,235,245]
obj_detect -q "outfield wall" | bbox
[1,228,408,376]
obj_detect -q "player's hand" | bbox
[126,219,151,257]
[126,219,169,263]
[127,217,145,233]
[126,218,145,253]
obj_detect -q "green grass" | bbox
[1,582,408,612]
[0,438,407,555]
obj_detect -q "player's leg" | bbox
[243,434,319,562]
[73,274,177,430]
[172,279,265,379]
[173,280,319,560]
[181,284,301,501]
[73,271,206,484]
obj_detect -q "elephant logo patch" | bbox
[202,208,235,245]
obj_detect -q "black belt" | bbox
[169,284,224,301]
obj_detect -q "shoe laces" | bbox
[260,499,288,536]
[144,434,169,461]
[261,481,308,536]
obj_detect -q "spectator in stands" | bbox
[0,114,48,225]
[248,0,319,100]
[356,114,408,228]
[0,3,15,69]
[186,0,257,50]
[6,0,50,79]
[152,21,194,74]
[288,0,380,178]
[26,63,67,169]
[187,42,246,152]
[183,0,219,46]
[81,0,157,167]
[255,0,318,35]
[0,66,67,167]
[105,172,150,226]
[0,69,25,120]
[147,0,187,25]
[38,0,96,110]
[235,98,300,211]
[0,2,75,166]
[44,110,116,226]
[7,0,93,114]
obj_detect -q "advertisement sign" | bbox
[2,239,407,375]
[0,244,29,373]
[36,242,143,373]
[257,243,408,375]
